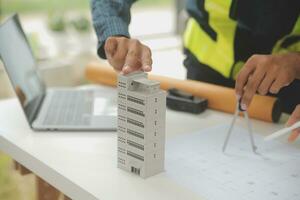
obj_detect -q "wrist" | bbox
[107,35,129,40]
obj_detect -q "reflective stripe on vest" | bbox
[184,0,237,78]
[272,16,300,54]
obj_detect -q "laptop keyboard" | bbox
[43,90,93,126]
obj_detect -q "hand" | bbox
[287,105,300,142]
[104,36,152,74]
[235,53,300,110]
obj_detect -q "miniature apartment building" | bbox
[117,71,166,178]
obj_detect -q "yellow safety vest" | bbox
[184,0,300,79]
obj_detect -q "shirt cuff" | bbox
[94,17,130,59]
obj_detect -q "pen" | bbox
[264,121,300,141]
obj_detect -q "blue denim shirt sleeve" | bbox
[91,0,136,58]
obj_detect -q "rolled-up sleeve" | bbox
[91,0,136,58]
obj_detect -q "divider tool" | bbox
[222,101,257,153]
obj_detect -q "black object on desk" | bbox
[166,88,208,114]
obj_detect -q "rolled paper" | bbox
[85,62,281,123]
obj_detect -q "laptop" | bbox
[0,14,117,131]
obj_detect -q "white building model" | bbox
[117,72,166,178]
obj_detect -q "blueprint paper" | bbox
[165,124,300,200]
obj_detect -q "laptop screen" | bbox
[0,14,46,123]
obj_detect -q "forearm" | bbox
[91,0,136,58]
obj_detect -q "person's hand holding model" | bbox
[235,52,300,142]
[104,36,152,74]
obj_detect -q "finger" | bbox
[235,56,258,98]
[241,67,266,109]
[269,74,291,94]
[287,114,298,127]
[287,105,300,142]
[122,43,142,74]
[141,46,152,72]
[104,37,118,59]
[288,129,300,142]
[122,65,141,74]
[257,72,275,95]
[110,38,128,71]
[286,105,300,126]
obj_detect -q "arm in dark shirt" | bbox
[91,0,136,58]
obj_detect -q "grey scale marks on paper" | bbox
[165,124,300,200]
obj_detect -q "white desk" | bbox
[0,86,286,200]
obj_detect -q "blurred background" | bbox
[0,0,188,199]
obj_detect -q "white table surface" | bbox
[0,86,288,200]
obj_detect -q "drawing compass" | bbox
[222,100,257,153]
